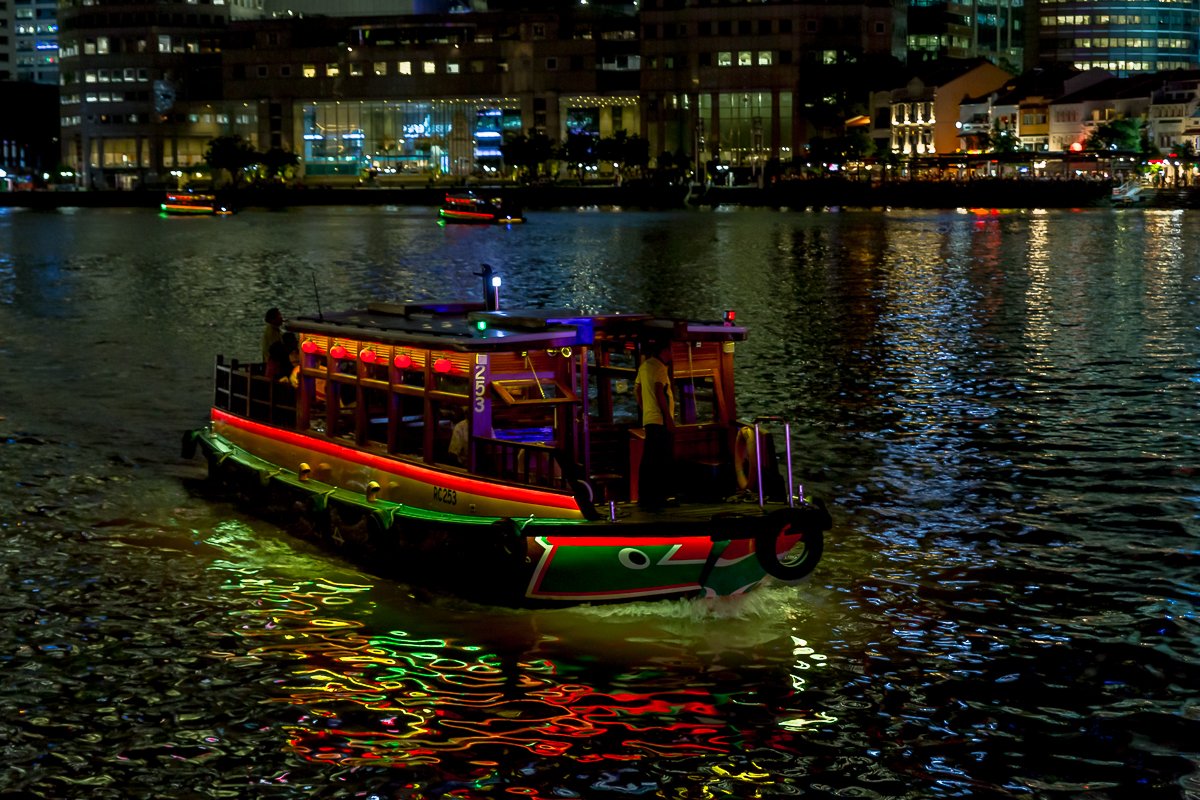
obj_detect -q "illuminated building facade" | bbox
[57,0,1200,186]
[4,0,59,83]
[57,0,267,189]
[883,58,1012,154]
[907,0,1023,73]
[220,10,641,181]
[1033,0,1200,76]
[640,0,906,173]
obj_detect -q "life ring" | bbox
[754,505,827,582]
[734,425,758,491]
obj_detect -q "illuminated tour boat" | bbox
[439,191,525,225]
[161,192,232,216]
[183,268,831,606]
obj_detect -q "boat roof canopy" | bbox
[287,302,748,353]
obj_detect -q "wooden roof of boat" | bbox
[286,300,748,352]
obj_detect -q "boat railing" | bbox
[214,356,296,426]
[749,416,799,508]
[472,435,574,492]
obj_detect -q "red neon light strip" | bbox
[211,408,580,511]
[441,209,495,220]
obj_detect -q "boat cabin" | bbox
[212,298,749,513]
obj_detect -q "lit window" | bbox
[758,51,773,66]
[374,61,387,76]
[718,51,732,66]
[447,62,460,74]
[399,61,412,75]
[158,35,170,53]
[738,51,752,66]
[303,64,316,78]
[326,63,339,77]
[349,63,363,76]
[423,60,436,74]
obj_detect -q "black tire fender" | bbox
[755,504,828,581]
[493,517,530,562]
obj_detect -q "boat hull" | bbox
[438,208,525,224]
[184,424,830,607]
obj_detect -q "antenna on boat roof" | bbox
[474,263,501,311]
[311,271,324,321]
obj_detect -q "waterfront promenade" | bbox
[0,177,1193,210]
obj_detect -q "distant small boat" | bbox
[1110,179,1145,206]
[439,191,524,225]
[161,192,233,216]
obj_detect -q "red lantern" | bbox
[433,357,452,374]
[393,353,413,369]
[330,344,348,360]
[360,349,377,364]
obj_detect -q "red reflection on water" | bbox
[220,577,813,775]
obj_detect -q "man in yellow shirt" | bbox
[635,340,675,510]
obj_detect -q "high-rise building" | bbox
[907,0,1023,72]
[5,0,59,84]
[640,0,906,172]
[1031,0,1200,76]
[58,0,249,189]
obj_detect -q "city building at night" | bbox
[907,0,1023,73]
[875,58,1012,155]
[42,0,1200,190]
[640,0,906,176]
[1032,0,1200,77]
[220,8,641,183]
[2,0,59,84]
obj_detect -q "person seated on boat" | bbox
[266,333,300,386]
[261,307,284,364]
[635,339,676,511]
[448,411,469,466]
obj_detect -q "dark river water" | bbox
[0,205,1197,799]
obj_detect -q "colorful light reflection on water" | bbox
[212,562,834,795]
[1,206,1196,799]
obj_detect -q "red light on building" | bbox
[359,349,377,364]
[393,353,413,369]
[301,340,320,354]
[330,345,349,360]
[433,357,452,374]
